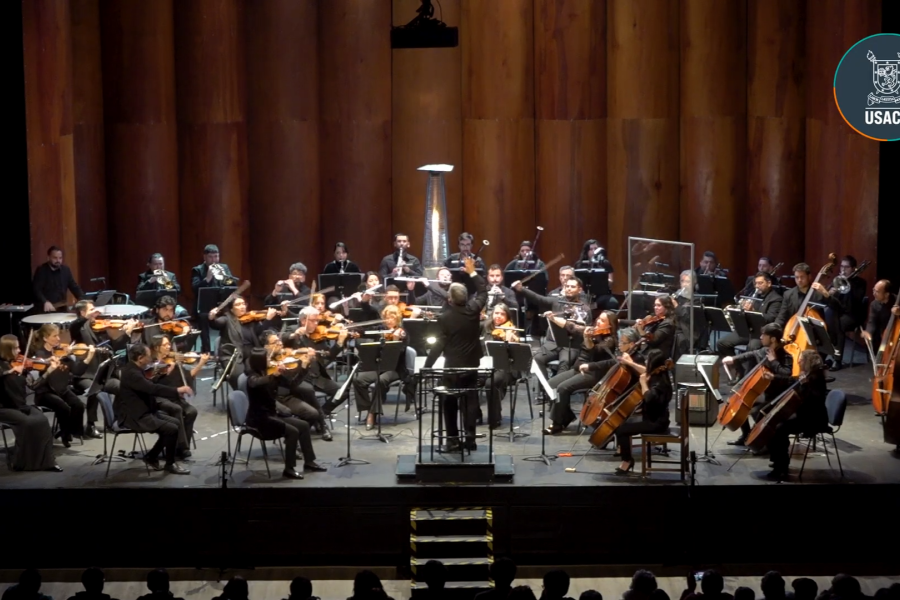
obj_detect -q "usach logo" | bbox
[834,33,900,141]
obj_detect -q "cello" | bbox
[579,363,633,429]
[745,375,806,452]
[782,254,836,376]
[717,362,771,431]
[872,291,900,415]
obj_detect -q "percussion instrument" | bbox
[97,304,150,318]
[21,313,78,344]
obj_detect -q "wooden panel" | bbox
[534,0,606,274]
[319,0,391,273]
[247,0,321,297]
[680,0,747,279]
[71,0,107,284]
[746,0,805,273]
[23,0,78,277]
[391,0,462,259]
[175,0,249,293]
[100,0,180,293]
[607,0,679,283]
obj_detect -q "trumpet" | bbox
[153,269,174,290]
[209,263,235,285]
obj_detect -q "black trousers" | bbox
[315,377,350,415]
[534,343,578,379]
[769,415,807,471]
[276,394,324,428]
[739,395,770,436]
[825,308,857,361]
[353,370,400,415]
[36,390,85,437]
[290,379,336,430]
[156,397,198,450]
[717,332,749,360]
[247,415,315,470]
[442,371,480,445]
[72,377,100,424]
[198,313,212,354]
[481,370,511,427]
[131,412,180,465]
[547,370,600,428]
[616,418,670,461]
[0,406,55,471]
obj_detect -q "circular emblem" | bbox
[834,33,900,141]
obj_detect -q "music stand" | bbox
[726,308,751,339]
[357,340,405,443]
[714,276,736,308]
[402,318,442,356]
[486,341,532,441]
[135,289,175,309]
[319,273,364,301]
[704,307,732,334]
[800,318,835,355]
[745,311,766,339]
[697,275,716,299]
[524,359,558,466]
[196,286,237,315]
[335,363,368,467]
[574,269,611,300]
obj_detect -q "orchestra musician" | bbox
[353,305,415,429]
[245,348,326,479]
[767,350,828,480]
[114,343,193,475]
[0,334,60,472]
[716,272,783,375]
[32,246,85,313]
[575,239,618,310]
[424,257,487,451]
[259,330,325,428]
[544,311,619,434]
[819,255,867,371]
[208,296,282,389]
[191,244,237,354]
[547,266,575,297]
[484,265,519,313]
[774,263,827,329]
[505,240,545,272]
[613,348,673,475]
[511,277,592,379]
[862,280,900,349]
[737,257,777,298]
[480,303,522,429]
[695,251,718,276]
[358,284,420,322]
[379,233,424,279]
[31,324,92,447]
[631,296,677,359]
[722,324,794,447]
[322,242,361,275]
[264,263,312,308]
[148,335,206,460]
[137,253,182,296]
[415,267,452,308]
[141,296,192,348]
[444,232,486,273]
[673,270,709,356]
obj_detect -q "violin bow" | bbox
[519,253,565,285]
[212,280,251,314]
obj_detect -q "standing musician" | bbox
[716,272,783,373]
[141,296,192,347]
[444,232,486,273]
[767,350,828,480]
[543,311,619,434]
[505,240,546,272]
[0,335,59,472]
[379,232,424,279]
[353,304,415,429]
[245,348,326,479]
[148,335,207,460]
[31,324,92,447]
[208,296,283,389]
[511,277,592,379]
[819,255,867,371]
[137,253,181,296]
[114,344,193,475]
[774,263,827,329]
[264,263,312,308]
[737,257,777,298]
[191,244,237,354]
[32,246,85,313]
[613,348,673,475]
[480,303,522,429]
[862,280,900,349]
[424,257,487,451]
[415,267,453,308]
[322,242,361,274]
[484,264,519,313]
[695,251,718,276]
[628,296,677,359]
[722,324,794,447]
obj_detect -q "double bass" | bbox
[782,254,836,376]
[717,362,771,431]
[872,291,900,415]
[745,375,806,452]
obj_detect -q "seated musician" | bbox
[817,255,867,371]
[504,241,546,272]
[31,324,93,447]
[259,330,329,434]
[737,257,777,299]
[767,349,828,480]
[673,270,709,356]
[415,267,452,309]
[322,242,361,275]
[480,303,523,429]
[137,253,182,296]
[208,296,283,389]
[358,284,420,322]
[264,262,312,308]
[149,335,207,460]
[0,335,60,472]
[353,305,415,429]
[716,272,783,372]
[379,232,424,279]
[722,324,794,447]
[547,266,575,297]
[114,343,193,474]
[774,263,826,329]
[862,280,900,349]
[444,232,486,273]
[191,244,237,354]
[32,246,85,313]
[510,276,592,379]
[629,296,677,359]
[695,251,718,276]
[141,295,192,348]
[544,310,619,435]
[310,293,345,323]
[575,239,618,310]
[484,264,519,315]
[613,348,673,475]
[245,348,326,478]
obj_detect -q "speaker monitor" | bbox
[675,354,721,426]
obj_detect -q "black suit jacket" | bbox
[756,288,783,324]
[32,263,84,307]
[828,276,867,324]
[322,260,361,274]
[114,362,180,425]
[484,285,519,312]
[137,270,181,294]
[866,296,896,349]
[775,286,826,329]
[425,274,488,368]
[190,263,235,294]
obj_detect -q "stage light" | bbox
[426,336,437,345]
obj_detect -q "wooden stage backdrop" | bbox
[22,0,881,304]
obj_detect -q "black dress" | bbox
[0,361,56,470]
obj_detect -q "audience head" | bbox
[223,576,249,600]
[700,570,725,596]
[82,568,105,594]
[289,577,312,600]
[650,591,670,600]
[422,560,448,591]
[490,557,518,589]
[791,578,818,600]
[542,570,571,599]
[147,569,170,593]
[761,572,785,599]
[18,569,42,595]
[509,586,538,600]
[630,570,658,595]
[830,575,862,600]
[352,570,384,599]
[735,588,755,600]
[580,592,603,600]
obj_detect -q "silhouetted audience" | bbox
[348,571,393,600]
[651,591,671,600]
[580,592,603,600]
[793,579,819,600]
[509,587,538,600]
[683,571,734,600]
[284,577,318,600]
[819,575,866,600]
[628,569,659,600]
[761,572,788,600]
[65,569,118,600]
[541,570,575,600]
[421,560,448,600]
[2,570,51,600]
[136,569,184,600]
[214,577,249,600]
[735,587,756,600]
[475,558,518,600]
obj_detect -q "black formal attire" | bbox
[716,288,783,368]
[0,361,55,470]
[484,285,519,313]
[865,295,896,350]
[286,331,350,418]
[769,369,828,472]
[616,373,673,462]
[322,259,361,274]
[32,263,84,310]
[209,313,278,390]
[153,366,200,452]
[425,272,488,448]
[246,371,317,470]
[32,348,88,438]
[824,276,867,364]
[354,327,413,415]
[673,291,709,356]
[263,283,312,313]
[379,250,424,279]
[70,318,128,426]
[774,286,826,329]
[191,262,236,353]
[114,362,183,465]
[640,317,676,359]
[479,322,525,428]
[729,346,794,438]
[137,269,182,295]
[518,288,592,378]
[547,333,617,429]
[416,284,450,309]
[262,363,324,427]
[575,257,618,311]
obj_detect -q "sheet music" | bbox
[531,359,557,401]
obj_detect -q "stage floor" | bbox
[1,353,898,490]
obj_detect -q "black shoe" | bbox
[464,441,478,451]
[61,434,71,449]
[282,469,304,479]
[84,424,102,439]
[165,463,190,475]
[303,461,327,472]
[46,465,63,473]
[143,457,162,471]
[727,435,747,446]
[752,447,769,456]
[176,449,192,460]
[829,361,842,372]
[543,425,563,435]
[442,440,461,453]
[322,430,333,441]
[766,468,788,481]
[489,421,502,430]
[615,459,635,475]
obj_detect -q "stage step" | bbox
[411,557,492,566]
[411,534,492,543]
[411,509,488,521]
[411,581,493,590]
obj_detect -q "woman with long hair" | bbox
[480,303,520,429]
[208,296,282,389]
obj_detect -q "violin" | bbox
[238,310,271,324]
[142,361,170,380]
[397,303,434,320]
[384,328,406,341]
[159,352,203,365]
[267,356,303,376]
[584,322,612,341]
[491,321,520,342]
[159,320,191,335]
[51,344,111,358]
[12,355,52,372]
[637,315,664,330]
[308,323,360,343]
[91,318,139,331]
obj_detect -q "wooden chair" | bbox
[639,388,690,480]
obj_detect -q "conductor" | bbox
[424,257,488,451]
